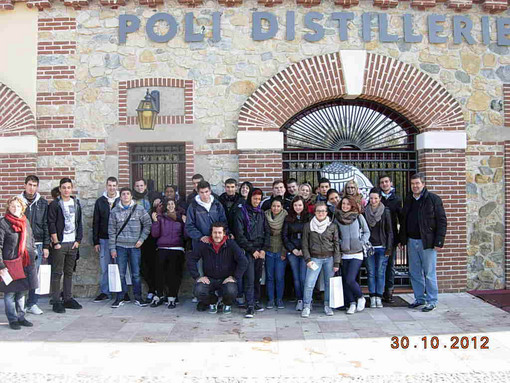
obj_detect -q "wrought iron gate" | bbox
[282,99,419,287]
[130,143,186,194]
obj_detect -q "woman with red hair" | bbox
[0,196,38,330]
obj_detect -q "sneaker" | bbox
[167,301,176,309]
[9,322,21,330]
[376,297,383,308]
[94,293,109,303]
[277,300,285,309]
[295,300,304,311]
[26,304,43,315]
[356,297,365,312]
[150,296,162,308]
[223,305,232,314]
[18,319,33,327]
[146,293,154,301]
[301,307,310,318]
[52,302,66,314]
[191,296,198,303]
[209,304,218,314]
[422,304,436,312]
[408,301,425,309]
[254,302,264,312]
[245,306,255,318]
[346,303,356,315]
[63,298,83,310]
[111,299,124,308]
[266,301,274,310]
[134,297,149,307]
[370,297,377,308]
[324,306,334,316]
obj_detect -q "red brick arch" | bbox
[238,52,464,133]
[0,82,36,137]
[238,52,467,293]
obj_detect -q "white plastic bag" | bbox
[329,276,344,308]
[108,264,122,293]
[35,264,51,294]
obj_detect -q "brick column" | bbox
[418,149,467,292]
[239,151,283,193]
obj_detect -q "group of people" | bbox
[0,171,447,329]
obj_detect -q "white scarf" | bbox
[310,216,331,234]
[195,194,214,212]
[103,190,120,207]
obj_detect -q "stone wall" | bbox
[4,2,507,294]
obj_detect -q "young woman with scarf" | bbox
[151,199,187,309]
[282,196,310,311]
[301,202,340,318]
[264,197,288,309]
[334,196,371,315]
[298,183,315,214]
[232,188,270,318]
[363,188,393,308]
[0,196,38,330]
[342,180,367,213]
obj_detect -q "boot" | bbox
[383,290,394,303]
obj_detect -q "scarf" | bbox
[364,203,385,228]
[103,191,120,208]
[310,216,331,234]
[265,209,288,253]
[211,235,228,254]
[4,213,31,267]
[381,188,394,199]
[133,190,148,201]
[336,210,359,225]
[241,204,261,231]
[195,194,214,212]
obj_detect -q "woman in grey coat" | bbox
[334,196,370,315]
[0,196,38,330]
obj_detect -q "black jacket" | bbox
[92,195,120,246]
[381,190,402,245]
[0,218,38,293]
[187,238,248,281]
[219,192,242,230]
[48,197,83,243]
[232,205,270,256]
[400,188,447,249]
[260,196,290,211]
[282,216,308,252]
[363,207,393,251]
[22,193,50,249]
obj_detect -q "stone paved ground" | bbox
[0,293,509,382]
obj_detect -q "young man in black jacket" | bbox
[92,176,120,302]
[218,178,241,231]
[260,180,288,211]
[47,178,83,313]
[400,173,447,312]
[187,222,248,315]
[233,188,270,318]
[378,174,403,303]
[20,175,50,315]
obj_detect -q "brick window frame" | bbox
[118,78,193,126]
[0,83,36,137]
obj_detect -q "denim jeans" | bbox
[265,251,287,303]
[408,238,438,305]
[116,246,142,298]
[303,257,334,307]
[99,238,113,296]
[244,254,264,306]
[4,291,26,324]
[385,247,396,292]
[287,252,306,300]
[27,243,43,307]
[366,247,389,297]
[341,258,363,305]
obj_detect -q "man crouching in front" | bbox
[186,222,247,315]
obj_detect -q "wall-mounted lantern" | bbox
[136,89,160,130]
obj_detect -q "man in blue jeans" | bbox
[92,177,120,302]
[400,173,447,312]
[109,187,152,308]
[20,175,50,315]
